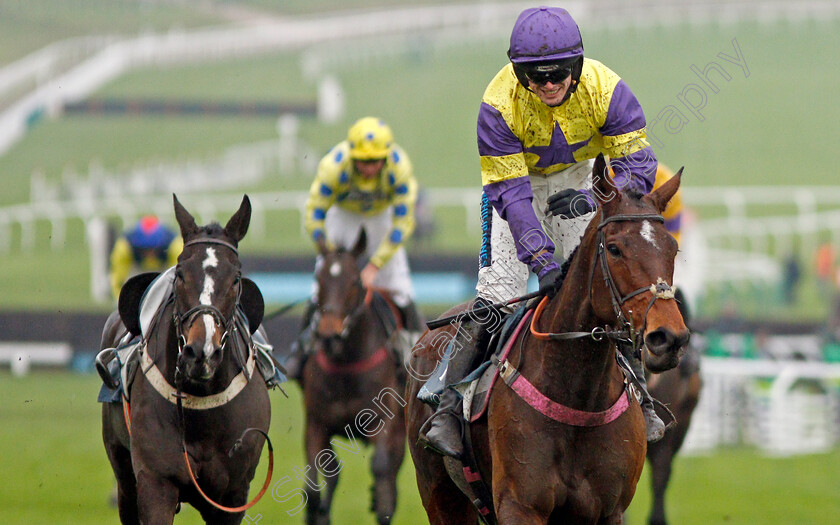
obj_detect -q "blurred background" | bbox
[1,1,839,523]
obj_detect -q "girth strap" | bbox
[498,358,630,426]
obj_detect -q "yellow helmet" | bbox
[347,117,393,160]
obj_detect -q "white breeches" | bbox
[476,159,595,304]
[314,206,415,307]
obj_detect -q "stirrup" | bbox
[95,348,118,390]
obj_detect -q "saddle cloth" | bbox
[456,305,534,423]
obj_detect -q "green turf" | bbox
[0,370,838,524]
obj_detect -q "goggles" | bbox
[521,63,572,86]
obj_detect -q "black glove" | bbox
[546,188,595,218]
[538,268,563,298]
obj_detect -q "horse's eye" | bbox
[607,244,622,257]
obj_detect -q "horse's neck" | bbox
[342,309,385,361]
[524,235,620,409]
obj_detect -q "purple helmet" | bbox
[507,7,584,96]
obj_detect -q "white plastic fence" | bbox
[684,356,840,456]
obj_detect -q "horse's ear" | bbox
[224,195,251,243]
[118,272,160,336]
[239,278,264,335]
[591,153,619,211]
[173,194,199,240]
[644,168,683,213]
[352,229,367,258]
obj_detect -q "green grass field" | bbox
[1,370,838,524]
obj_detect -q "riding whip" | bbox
[425,289,545,330]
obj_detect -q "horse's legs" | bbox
[102,404,138,525]
[135,469,179,525]
[647,442,674,525]
[370,430,405,525]
[198,504,246,525]
[304,422,332,525]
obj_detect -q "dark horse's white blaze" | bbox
[199,247,218,358]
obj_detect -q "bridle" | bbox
[532,212,676,350]
[172,237,242,381]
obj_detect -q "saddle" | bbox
[455,303,534,423]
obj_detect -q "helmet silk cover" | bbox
[508,7,584,98]
[347,117,394,160]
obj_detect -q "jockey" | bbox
[109,215,182,300]
[284,117,424,380]
[420,6,664,457]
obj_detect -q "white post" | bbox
[317,75,345,124]
[277,114,299,176]
[86,216,110,302]
[11,351,30,377]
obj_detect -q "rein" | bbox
[176,384,274,513]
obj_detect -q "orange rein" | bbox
[183,432,274,513]
[121,394,132,437]
[529,296,553,340]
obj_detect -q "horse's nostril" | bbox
[645,330,669,351]
[182,344,201,360]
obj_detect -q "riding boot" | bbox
[418,299,490,458]
[621,343,666,443]
[285,300,318,381]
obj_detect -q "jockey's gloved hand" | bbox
[538,268,563,299]
[546,188,595,218]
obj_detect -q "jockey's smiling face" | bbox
[354,158,385,179]
[528,73,573,107]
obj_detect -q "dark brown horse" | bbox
[101,195,272,524]
[406,154,689,524]
[645,291,702,525]
[300,231,407,525]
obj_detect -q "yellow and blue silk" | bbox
[305,141,417,268]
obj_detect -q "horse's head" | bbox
[171,194,251,383]
[586,154,690,372]
[313,230,367,359]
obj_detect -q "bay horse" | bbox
[300,230,407,525]
[406,154,689,524]
[644,290,702,525]
[101,195,272,524]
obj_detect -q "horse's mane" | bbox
[625,188,646,202]
[558,243,579,284]
[553,188,652,288]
